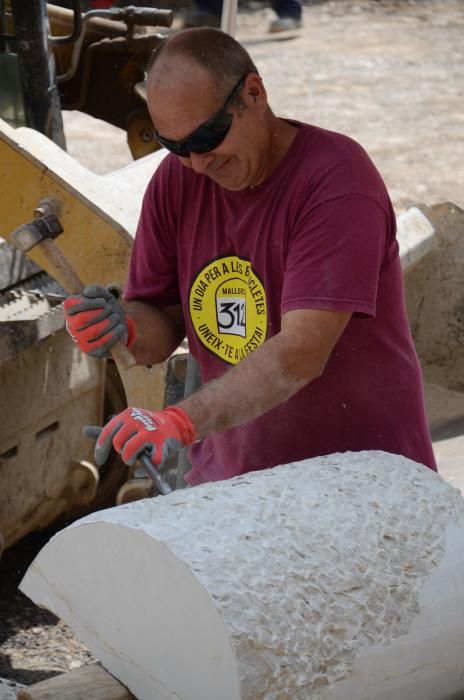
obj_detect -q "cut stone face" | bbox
[20,451,464,700]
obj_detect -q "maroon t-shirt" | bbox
[126,122,437,483]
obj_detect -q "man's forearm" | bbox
[179,333,320,438]
[94,308,350,470]
[179,308,351,439]
[122,300,185,365]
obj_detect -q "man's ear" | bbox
[245,74,267,109]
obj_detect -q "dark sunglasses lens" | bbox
[155,136,190,157]
[156,111,233,157]
[188,127,230,154]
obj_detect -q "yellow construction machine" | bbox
[0,1,190,555]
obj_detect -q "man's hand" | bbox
[93,406,196,468]
[63,285,136,358]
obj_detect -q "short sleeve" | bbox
[281,194,396,318]
[124,158,181,307]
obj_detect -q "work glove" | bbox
[63,285,136,358]
[92,405,196,469]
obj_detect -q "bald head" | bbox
[144,28,286,192]
[147,28,259,101]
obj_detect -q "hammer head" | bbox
[10,213,64,253]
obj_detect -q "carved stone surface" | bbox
[21,451,464,700]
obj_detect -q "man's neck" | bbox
[253,115,299,187]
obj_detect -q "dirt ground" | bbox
[1,0,463,695]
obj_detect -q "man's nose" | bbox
[189,151,215,174]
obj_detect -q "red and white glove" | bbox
[94,406,196,468]
[63,285,136,358]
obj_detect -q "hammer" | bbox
[8,197,136,371]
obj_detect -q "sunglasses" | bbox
[155,74,247,158]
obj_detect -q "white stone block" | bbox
[20,452,464,700]
[397,206,436,272]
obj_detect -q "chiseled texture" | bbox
[79,451,464,699]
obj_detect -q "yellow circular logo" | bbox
[189,255,267,365]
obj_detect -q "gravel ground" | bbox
[0,680,23,700]
[1,0,463,694]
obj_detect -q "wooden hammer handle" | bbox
[41,238,136,371]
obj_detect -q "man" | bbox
[64,28,437,486]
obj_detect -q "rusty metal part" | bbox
[54,6,171,84]
[10,197,83,293]
[10,214,63,253]
[60,33,161,131]
[116,477,154,505]
[10,218,83,295]
[68,460,99,506]
[49,0,82,46]
[48,1,129,85]
[108,6,173,33]
[47,3,165,159]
